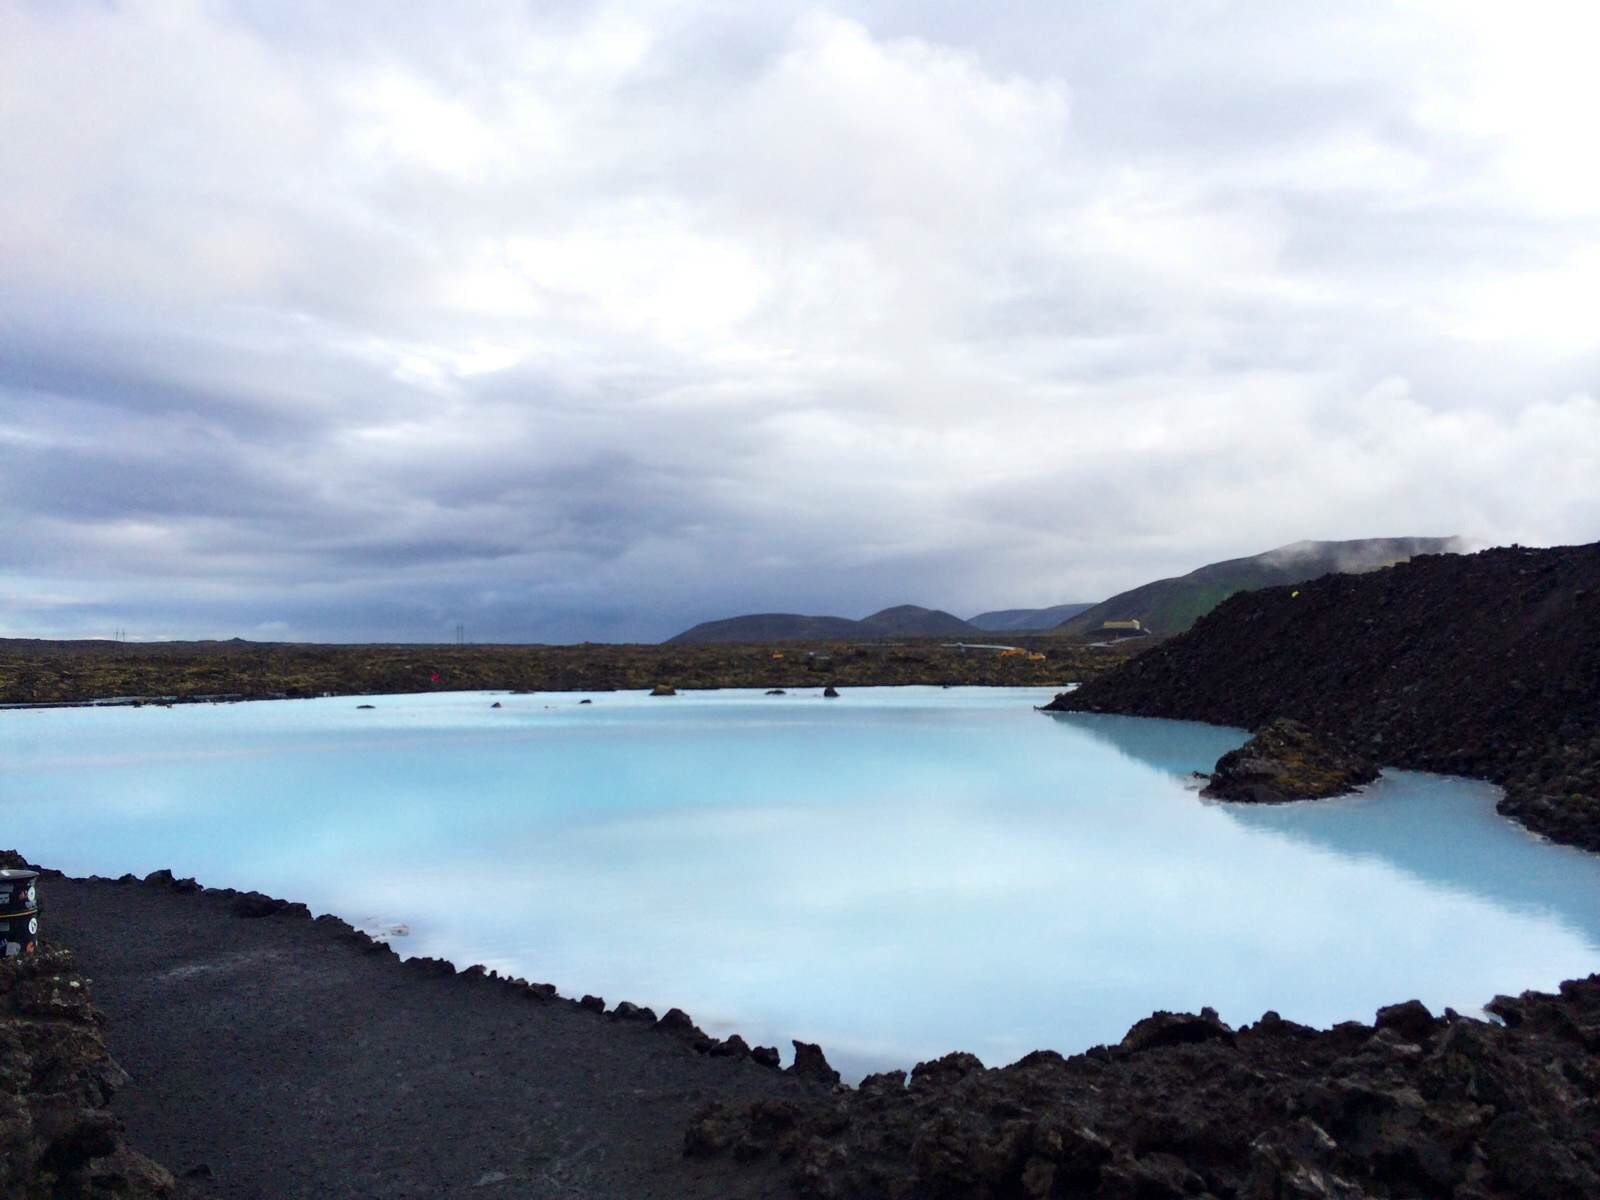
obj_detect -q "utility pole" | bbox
[455,623,465,646]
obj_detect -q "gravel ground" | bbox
[45,874,818,1200]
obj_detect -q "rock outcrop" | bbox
[689,978,1600,1198]
[1202,718,1379,803]
[1045,542,1600,849]
[1,947,174,1197]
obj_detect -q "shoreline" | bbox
[0,634,1138,707]
[0,679,1071,713]
[14,849,1600,1197]
[19,689,1588,1077]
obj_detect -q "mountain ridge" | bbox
[1053,536,1465,637]
[664,605,980,645]
[968,603,1095,632]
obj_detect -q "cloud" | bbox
[2,1,1597,640]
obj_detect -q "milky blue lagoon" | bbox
[6,686,1600,1080]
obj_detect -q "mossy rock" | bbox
[1203,718,1379,803]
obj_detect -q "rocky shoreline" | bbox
[1,944,175,1197]
[1045,542,1600,851]
[0,636,1137,707]
[12,853,1600,1198]
[690,981,1600,1199]
[10,853,837,1198]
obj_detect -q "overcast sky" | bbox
[3,1,1597,642]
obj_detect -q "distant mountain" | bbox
[968,603,1095,633]
[1054,537,1465,638]
[663,613,871,644]
[665,604,980,644]
[859,605,976,637]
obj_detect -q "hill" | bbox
[665,606,978,644]
[1045,541,1600,850]
[1053,536,1463,637]
[858,605,976,637]
[967,603,1094,632]
[659,614,866,644]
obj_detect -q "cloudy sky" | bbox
[3,1,1597,642]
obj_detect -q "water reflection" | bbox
[1044,710,1600,939]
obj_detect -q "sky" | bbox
[3,1,1598,643]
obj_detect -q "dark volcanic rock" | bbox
[1045,541,1600,850]
[1,948,174,1197]
[1202,718,1379,803]
[610,1000,656,1023]
[822,685,840,698]
[231,890,287,918]
[655,1007,712,1049]
[693,980,1600,1198]
[1116,1006,1235,1055]
[788,1041,840,1086]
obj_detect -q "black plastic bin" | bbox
[0,868,39,957]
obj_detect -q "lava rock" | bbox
[1117,1007,1236,1056]
[1203,719,1379,803]
[1,949,176,1196]
[231,891,285,918]
[789,1040,841,1086]
[609,1001,656,1023]
[1374,999,1437,1043]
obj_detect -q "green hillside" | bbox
[1055,537,1463,638]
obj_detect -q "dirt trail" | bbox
[45,873,818,1199]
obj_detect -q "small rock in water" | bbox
[1202,718,1378,803]
[579,698,593,704]
[357,704,375,710]
[650,684,677,696]
[765,688,786,695]
[490,701,501,708]
[822,685,840,698]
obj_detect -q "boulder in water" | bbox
[649,684,677,697]
[1202,718,1378,803]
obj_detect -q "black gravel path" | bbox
[46,875,814,1199]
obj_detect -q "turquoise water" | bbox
[5,686,1600,1079]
